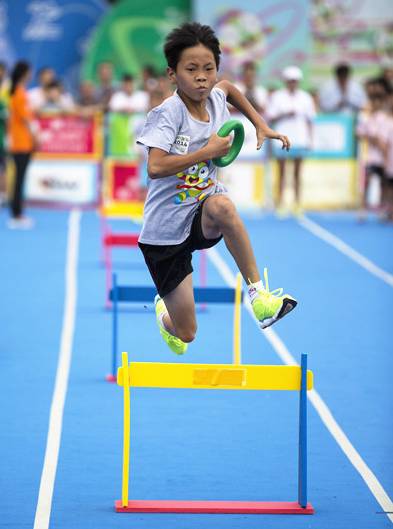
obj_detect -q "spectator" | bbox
[267,66,316,217]
[236,61,267,115]
[109,73,149,114]
[148,72,174,110]
[28,66,55,112]
[37,79,75,115]
[0,61,9,206]
[365,78,388,102]
[380,66,393,93]
[379,90,393,221]
[356,87,388,220]
[96,61,117,110]
[75,80,102,117]
[8,61,36,229]
[0,61,9,97]
[319,63,366,114]
[141,64,159,93]
[77,80,99,107]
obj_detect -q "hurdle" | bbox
[102,227,139,308]
[99,201,143,308]
[115,351,314,514]
[106,272,243,381]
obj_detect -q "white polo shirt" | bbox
[109,89,149,113]
[267,88,316,149]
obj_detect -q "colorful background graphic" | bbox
[194,0,310,87]
[82,0,190,82]
[0,0,106,90]
[194,0,393,88]
[310,0,393,85]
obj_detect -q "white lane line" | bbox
[33,209,81,529]
[299,216,393,288]
[207,246,393,523]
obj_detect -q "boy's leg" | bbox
[201,194,259,283]
[201,194,297,328]
[161,272,197,343]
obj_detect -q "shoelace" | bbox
[263,267,283,297]
[248,267,283,297]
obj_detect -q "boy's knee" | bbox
[206,196,236,223]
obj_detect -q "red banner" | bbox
[111,162,140,201]
[36,115,100,157]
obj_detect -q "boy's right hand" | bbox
[204,133,232,159]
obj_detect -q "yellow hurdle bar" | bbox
[232,273,242,365]
[100,201,144,219]
[117,361,313,391]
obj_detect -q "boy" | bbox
[137,22,296,355]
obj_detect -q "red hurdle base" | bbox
[106,374,117,383]
[115,500,314,514]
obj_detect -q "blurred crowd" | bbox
[1,57,393,227]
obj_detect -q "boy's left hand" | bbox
[256,127,290,151]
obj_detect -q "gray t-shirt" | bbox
[137,87,230,245]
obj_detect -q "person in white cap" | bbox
[267,65,316,217]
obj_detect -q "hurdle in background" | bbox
[101,203,208,309]
[115,351,314,514]
[100,201,143,308]
[106,272,243,382]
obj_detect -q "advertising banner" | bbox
[271,113,356,159]
[25,160,99,206]
[0,0,106,90]
[104,159,140,202]
[35,115,102,159]
[310,114,355,159]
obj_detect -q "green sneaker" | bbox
[154,295,188,355]
[250,268,297,329]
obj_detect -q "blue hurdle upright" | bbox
[106,272,244,382]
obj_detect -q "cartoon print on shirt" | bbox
[174,161,213,204]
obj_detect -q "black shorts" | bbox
[139,200,222,297]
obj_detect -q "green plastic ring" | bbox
[212,119,245,167]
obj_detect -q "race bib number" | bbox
[174,134,190,154]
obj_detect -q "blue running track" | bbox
[0,207,392,529]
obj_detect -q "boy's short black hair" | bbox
[164,22,221,71]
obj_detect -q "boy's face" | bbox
[168,44,217,102]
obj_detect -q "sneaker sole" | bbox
[259,297,297,330]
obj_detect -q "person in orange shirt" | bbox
[8,60,36,228]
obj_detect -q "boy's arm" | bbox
[148,133,231,179]
[216,80,290,150]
